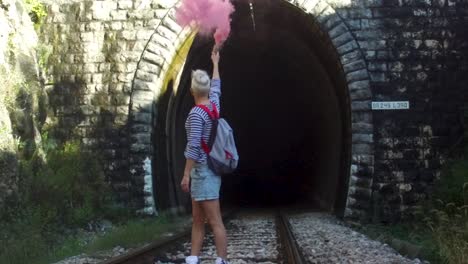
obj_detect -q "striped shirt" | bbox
[184,79,221,163]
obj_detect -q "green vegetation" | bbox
[360,145,468,264]
[0,65,23,176]
[0,131,187,264]
[49,214,184,263]
[24,0,47,27]
[37,43,52,73]
[0,66,24,111]
[1,208,185,264]
[416,149,468,264]
[20,139,110,225]
[358,221,442,262]
[1,2,187,264]
[1,136,116,264]
[86,213,186,253]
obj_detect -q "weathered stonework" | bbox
[42,0,468,221]
[337,0,468,222]
[41,0,181,211]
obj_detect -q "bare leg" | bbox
[191,199,206,256]
[201,199,227,258]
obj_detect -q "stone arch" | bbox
[128,0,374,219]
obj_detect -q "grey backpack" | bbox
[198,102,239,174]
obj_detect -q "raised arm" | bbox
[211,47,220,79]
[210,46,221,110]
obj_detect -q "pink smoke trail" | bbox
[175,0,235,46]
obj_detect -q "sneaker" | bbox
[186,256,200,264]
[215,257,229,264]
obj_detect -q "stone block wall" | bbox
[41,0,468,220]
[328,0,468,221]
[41,0,180,212]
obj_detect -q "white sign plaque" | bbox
[372,101,409,110]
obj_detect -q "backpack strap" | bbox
[196,102,219,119]
[195,102,219,154]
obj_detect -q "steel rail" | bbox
[101,209,237,264]
[277,211,306,264]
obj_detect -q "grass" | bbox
[0,212,189,264]
[85,214,188,253]
[357,222,442,263]
[358,145,468,264]
[0,127,191,264]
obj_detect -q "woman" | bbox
[180,46,229,264]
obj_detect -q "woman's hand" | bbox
[181,175,190,193]
[211,46,220,65]
[182,159,195,193]
[211,45,220,79]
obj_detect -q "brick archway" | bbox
[129,0,374,219]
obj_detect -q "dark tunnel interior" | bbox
[159,0,352,213]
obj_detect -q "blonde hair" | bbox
[191,69,210,95]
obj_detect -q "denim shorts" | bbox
[190,163,221,201]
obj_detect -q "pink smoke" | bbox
[175,0,235,45]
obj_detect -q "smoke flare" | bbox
[175,0,235,45]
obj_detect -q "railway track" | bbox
[102,209,304,264]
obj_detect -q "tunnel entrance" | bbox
[167,0,352,213]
